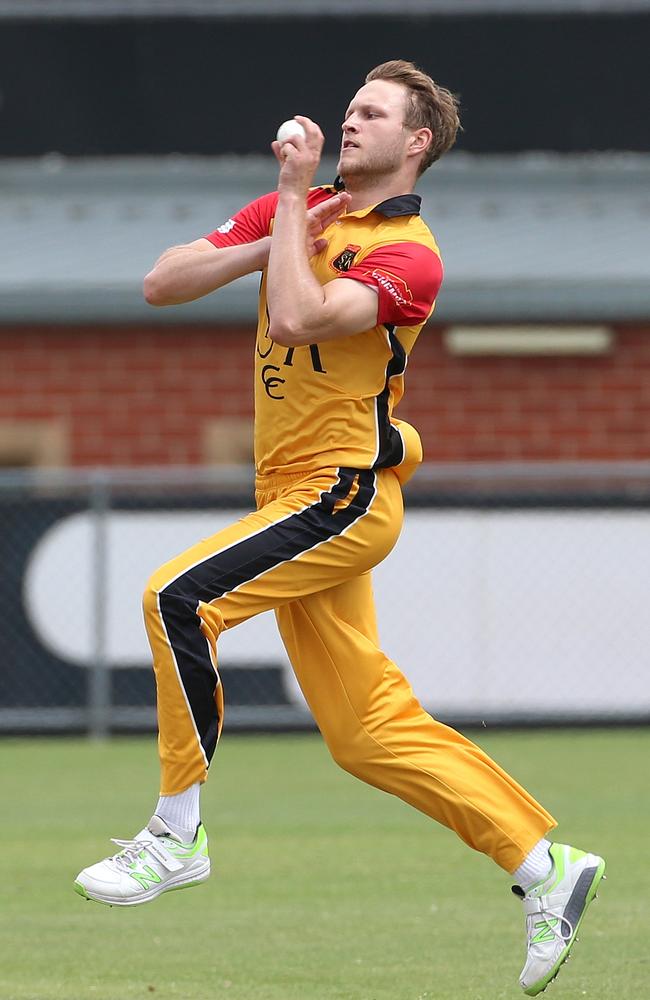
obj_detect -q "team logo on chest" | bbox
[329,244,361,273]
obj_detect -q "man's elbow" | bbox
[268,319,313,347]
[143,269,170,307]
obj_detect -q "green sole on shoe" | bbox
[72,875,206,907]
[524,859,607,997]
[73,880,89,900]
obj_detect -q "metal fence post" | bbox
[89,471,110,738]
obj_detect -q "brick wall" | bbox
[398,324,650,462]
[1,323,649,465]
[0,326,253,466]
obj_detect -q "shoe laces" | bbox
[109,837,152,872]
[525,906,574,945]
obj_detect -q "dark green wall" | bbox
[1,14,648,155]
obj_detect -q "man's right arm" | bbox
[143,236,271,307]
[143,188,350,308]
[143,191,279,307]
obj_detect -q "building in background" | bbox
[1,0,650,468]
[1,1,649,732]
[2,155,650,467]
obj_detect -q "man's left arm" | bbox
[268,200,378,345]
[267,117,378,347]
[266,117,441,346]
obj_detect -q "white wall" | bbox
[24,508,650,719]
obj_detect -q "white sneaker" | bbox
[513,842,606,996]
[74,815,210,907]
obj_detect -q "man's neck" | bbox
[341,173,416,214]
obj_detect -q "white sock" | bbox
[154,783,201,843]
[512,838,553,891]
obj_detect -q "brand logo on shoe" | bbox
[129,865,163,890]
[531,918,559,943]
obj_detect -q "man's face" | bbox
[337,79,411,181]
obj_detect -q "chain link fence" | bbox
[1,464,649,735]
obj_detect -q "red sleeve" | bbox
[204,191,279,248]
[341,242,443,326]
[204,187,332,249]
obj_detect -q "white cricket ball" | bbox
[276,119,306,145]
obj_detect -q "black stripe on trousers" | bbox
[158,468,377,763]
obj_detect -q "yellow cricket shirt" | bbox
[205,184,443,479]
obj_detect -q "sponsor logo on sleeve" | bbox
[217,218,236,234]
[369,269,413,308]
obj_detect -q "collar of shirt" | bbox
[329,179,421,219]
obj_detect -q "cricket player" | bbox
[75,61,605,996]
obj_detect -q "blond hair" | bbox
[365,60,461,174]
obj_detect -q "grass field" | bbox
[1,729,648,1000]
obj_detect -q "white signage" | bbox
[24,509,650,718]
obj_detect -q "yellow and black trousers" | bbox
[143,465,556,874]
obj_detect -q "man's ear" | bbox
[408,128,433,158]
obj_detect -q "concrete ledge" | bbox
[3,153,650,323]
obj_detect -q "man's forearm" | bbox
[144,237,271,306]
[267,192,326,341]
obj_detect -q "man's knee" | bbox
[141,569,198,628]
[324,723,373,780]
